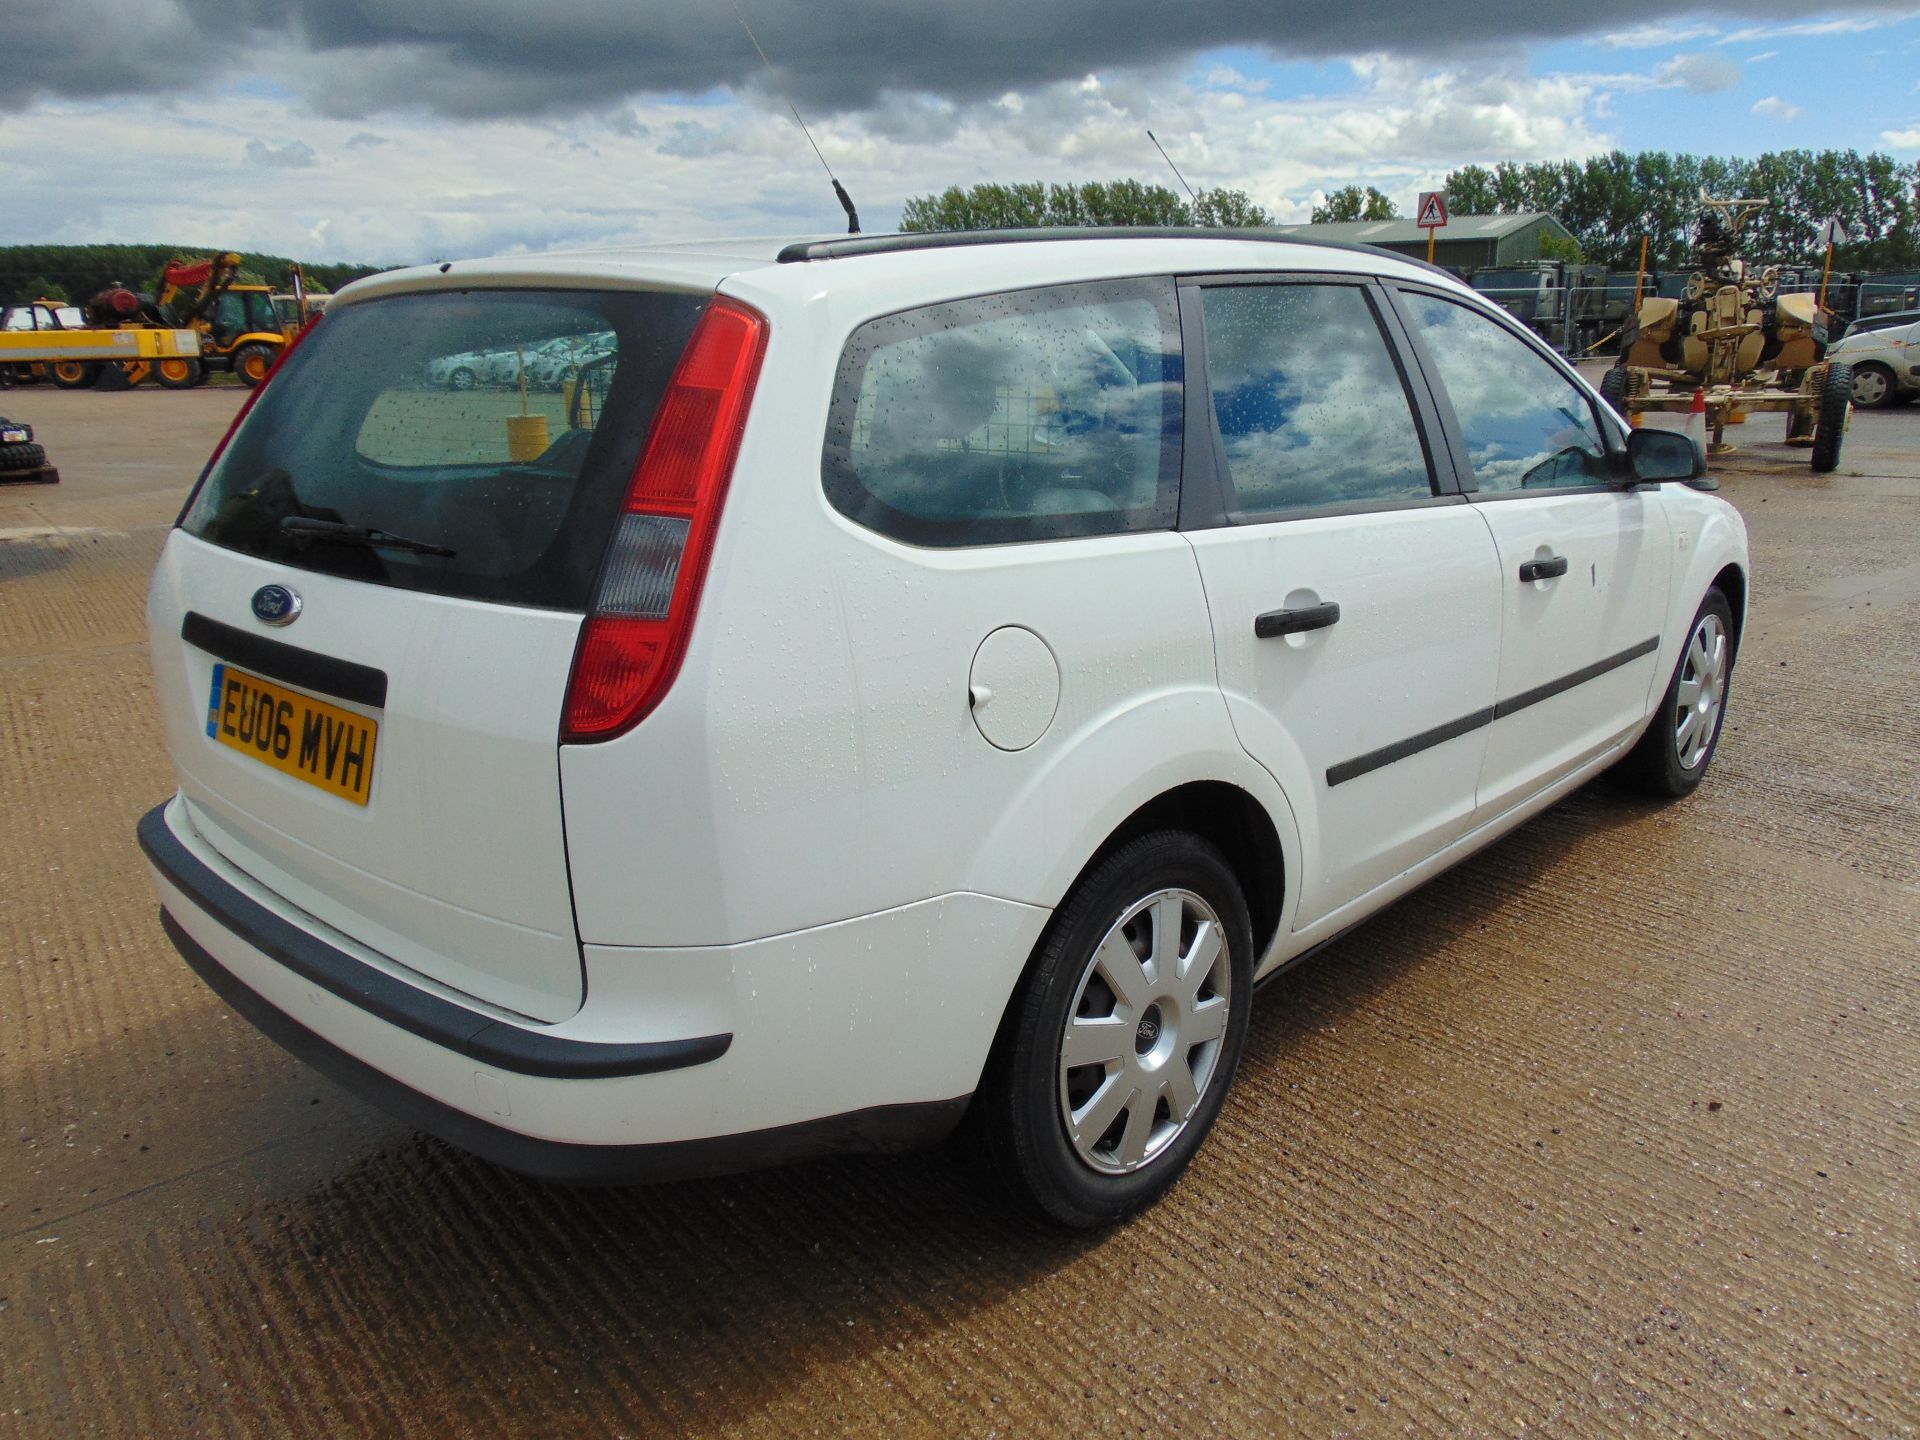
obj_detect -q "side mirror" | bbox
[1625,426,1703,484]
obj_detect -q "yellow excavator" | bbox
[157,253,301,386]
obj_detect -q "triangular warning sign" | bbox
[1416,192,1448,228]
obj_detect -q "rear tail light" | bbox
[562,297,768,742]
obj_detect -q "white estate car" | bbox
[139,231,1745,1227]
[1829,311,1920,408]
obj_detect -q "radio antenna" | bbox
[729,0,860,233]
[1147,130,1198,205]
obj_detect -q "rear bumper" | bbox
[160,906,964,1183]
[139,797,1044,1182]
[139,800,728,1081]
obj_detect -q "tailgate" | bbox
[148,284,708,1022]
[150,534,585,1021]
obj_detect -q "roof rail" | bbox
[774,226,1455,278]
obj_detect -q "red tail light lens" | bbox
[562,297,768,742]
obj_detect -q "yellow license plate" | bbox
[206,663,379,805]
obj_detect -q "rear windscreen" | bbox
[181,288,705,610]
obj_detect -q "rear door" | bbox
[1389,286,1670,820]
[1180,275,1504,930]
[150,286,704,1021]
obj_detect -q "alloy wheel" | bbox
[1674,611,1728,770]
[1058,888,1232,1175]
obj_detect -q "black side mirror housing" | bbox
[1625,426,1704,485]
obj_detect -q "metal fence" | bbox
[1468,285,1626,357]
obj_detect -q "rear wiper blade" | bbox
[280,516,457,558]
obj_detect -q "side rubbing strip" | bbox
[1327,707,1493,787]
[1491,635,1660,719]
[1326,636,1662,787]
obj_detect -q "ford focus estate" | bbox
[140,230,1747,1227]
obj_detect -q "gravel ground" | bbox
[3,385,1917,1438]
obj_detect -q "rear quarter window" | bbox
[822,277,1183,547]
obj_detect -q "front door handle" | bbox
[1255,601,1341,638]
[1519,555,1569,582]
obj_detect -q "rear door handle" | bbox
[1255,602,1341,638]
[1519,555,1569,582]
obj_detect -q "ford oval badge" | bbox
[251,583,302,627]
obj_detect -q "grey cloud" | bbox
[244,137,318,167]
[344,130,390,148]
[606,108,651,139]
[657,121,733,159]
[1654,52,1742,92]
[862,95,964,146]
[1,0,1912,119]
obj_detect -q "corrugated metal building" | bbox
[1271,213,1577,270]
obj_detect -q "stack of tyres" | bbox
[0,416,60,484]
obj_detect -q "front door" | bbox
[1392,288,1671,818]
[1180,277,1504,930]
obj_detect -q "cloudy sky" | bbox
[2,1,1917,267]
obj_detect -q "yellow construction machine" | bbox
[157,253,302,386]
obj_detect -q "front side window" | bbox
[824,278,1182,546]
[1400,291,1610,493]
[1199,283,1434,516]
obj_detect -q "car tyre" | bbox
[978,830,1254,1228]
[448,366,478,392]
[49,360,97,389]
[1618,588,1734,799]
[1847,362,1896,410]
[1810,363,1851,473]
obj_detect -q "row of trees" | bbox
[895,150,1920,270]
[1311,185,1399,223]
[1439,150,1920,269]
[0,244,384,304]
[900,180,1273,232]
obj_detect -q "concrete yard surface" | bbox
[2,387,1917,1436]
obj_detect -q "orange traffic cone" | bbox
[1683,388,1709,464]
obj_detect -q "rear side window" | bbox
[823,278,1182,546]
[1198,283,1434,516]
[182,289,703,609]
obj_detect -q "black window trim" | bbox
[1381,280,1630,502]
[820,274,1186,550]
[1174,272,1462,531]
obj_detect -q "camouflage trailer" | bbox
[1601,197,1851,473]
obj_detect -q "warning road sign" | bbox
[1416,191,1449,229]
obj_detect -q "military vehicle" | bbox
[1601,197,1850,472]
[1469,260,1609,351]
